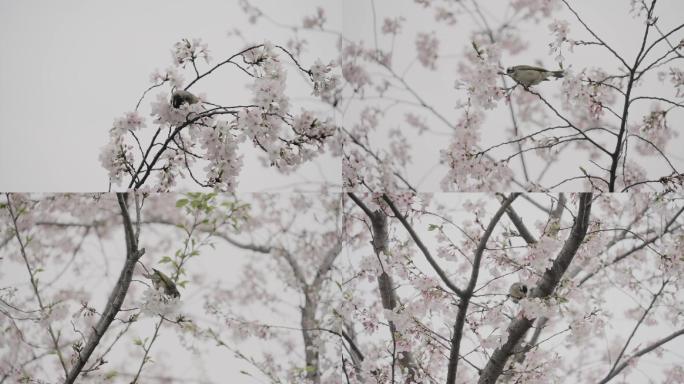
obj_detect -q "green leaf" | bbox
[159,256,172,264]
[176,198,189,208]
[427,224,439,231]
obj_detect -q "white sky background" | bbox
[0,0,341,192]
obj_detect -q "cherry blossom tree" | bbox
[0,192,349,383]
[100,36,341,192]
[143,192,346,384]
[231,0,684,192]
[342,192,684,383]
[4,1,684,384]
[0,193,249,383]
[2,192,683,383]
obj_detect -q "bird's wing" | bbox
[513,65,550,72]
[153,268,175,287]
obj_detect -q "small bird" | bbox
[148,268,180,298]
[171,89,199,108]
[506,65,564,87]
[509,282,528,303]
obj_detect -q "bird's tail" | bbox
[551,70,564,79]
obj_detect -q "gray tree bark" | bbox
[478,193,592,384]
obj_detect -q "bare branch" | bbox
[560,0,630,69]
[6,194,70,378]
[597,328,684,384]
[602,280,668,382]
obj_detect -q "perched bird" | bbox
[171,89,199,108]
[148,268,180,298]
[506,65,564,87]
[509,282,528,303]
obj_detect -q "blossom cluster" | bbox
[510,0,561,19]
[415,32,439,70]
[560,69,617,124]
[172,38,211,66]
[140,288,181,317]
[302,6,326,29]
[439,112,514,191]
[548,19,572,63]
[310,59,340,102]
[661,67,684,97]
[634,107,677,156]
[99,112,145,184]
[340,41,374,91]
[456,41,506,110]
[101,37,340,191]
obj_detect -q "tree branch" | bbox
[5,194,70,379]
[478,193,593,384]
[578,204,684,286]
[514,194,566,365]
[64,193,145,384]
[348,194,419,382]
[597,328,684,384]
[603,280,667,382]
[446,193,518,384]
[381,194,466,298]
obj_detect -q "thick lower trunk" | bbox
[301,292,321,384]
[478,194,592,384]
[65,194,143,384]
[371,209,419,383]
[445,297,470,384]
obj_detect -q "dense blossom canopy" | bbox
[2,0,684,384]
